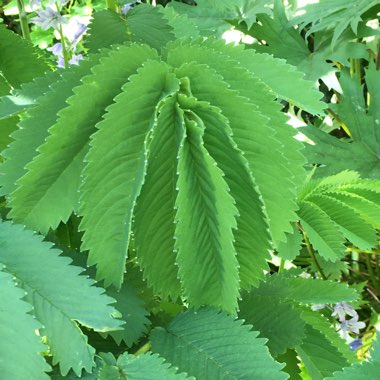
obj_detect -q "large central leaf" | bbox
[174,107,239,313]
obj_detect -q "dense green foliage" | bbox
[0,0,379,379]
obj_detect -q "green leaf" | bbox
[251,274,357,304]
[158,6,200,39]
[302,67,380,179]
[239,295,306,356]
[289,0,380,48]
[299,201,346,261]
[307,194,377,250]
[174,112,239,313]
[0,221,123,375]
[0,70,59,120]
[172,59,297,245]
[102,281,150,347]
[86,6,175,53]
[327,362,380,380]
[80,60,179,288]
[296,325,349,380]
[151,308,288,380]
[0,64,95,197]
[86,10,128,51]
[8,44,157,234]
[127,4,175,51]
[115,352,191,380]
[134,97,183,300]
[166,38,305,247]
[300,308,356,364]
[277,223,303,261]
[0,25,49,88]
[0,268,51,380]
[185,99,270,288]
[328,191,380,229]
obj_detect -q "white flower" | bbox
[31,6,67,31]
[30,0,42,10]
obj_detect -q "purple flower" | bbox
[31,6,67,30]
[121,2,137,15]
[332,302,357,322]
[340,315,365,339]
[64,21,87,45]
[47,42,63,57]
[68,54,83,65]
[349,338,363,351]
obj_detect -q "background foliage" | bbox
[0,0,380,379]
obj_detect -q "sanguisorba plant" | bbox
[1,3,380,380]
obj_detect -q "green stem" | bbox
[54,2,69,68]
[16,0,31,41]
[106,0,117,12]
[278,259,285,273]
[302,231,327,280]
[365,253,379,291]
[58,24,69,68]
[134,341,151,356]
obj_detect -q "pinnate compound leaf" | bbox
[80,60,179,288]
[0,268,51,380]
[172,60,295,246]
[186,99,270,289]
[0,221,123,376]
[8,44,157,234]
[289,0,380,48]
[302,67,380,179]
[151,308,288,380]
[298,201,346,261]
[307,194,377,250]
[166,38,304,248]
[174,112,239,313]
[134,97,183,300]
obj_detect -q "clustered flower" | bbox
[311,302,365,351]
[29,0,87,68]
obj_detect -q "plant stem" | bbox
[16,0,31,41]
[106,0,117,12]
[365,253,379,291]
[134,341,151,356]
[278,259,285,273]
[302,231,327,280]
[55,2,69,68]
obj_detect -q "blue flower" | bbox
[349,338,363,351]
